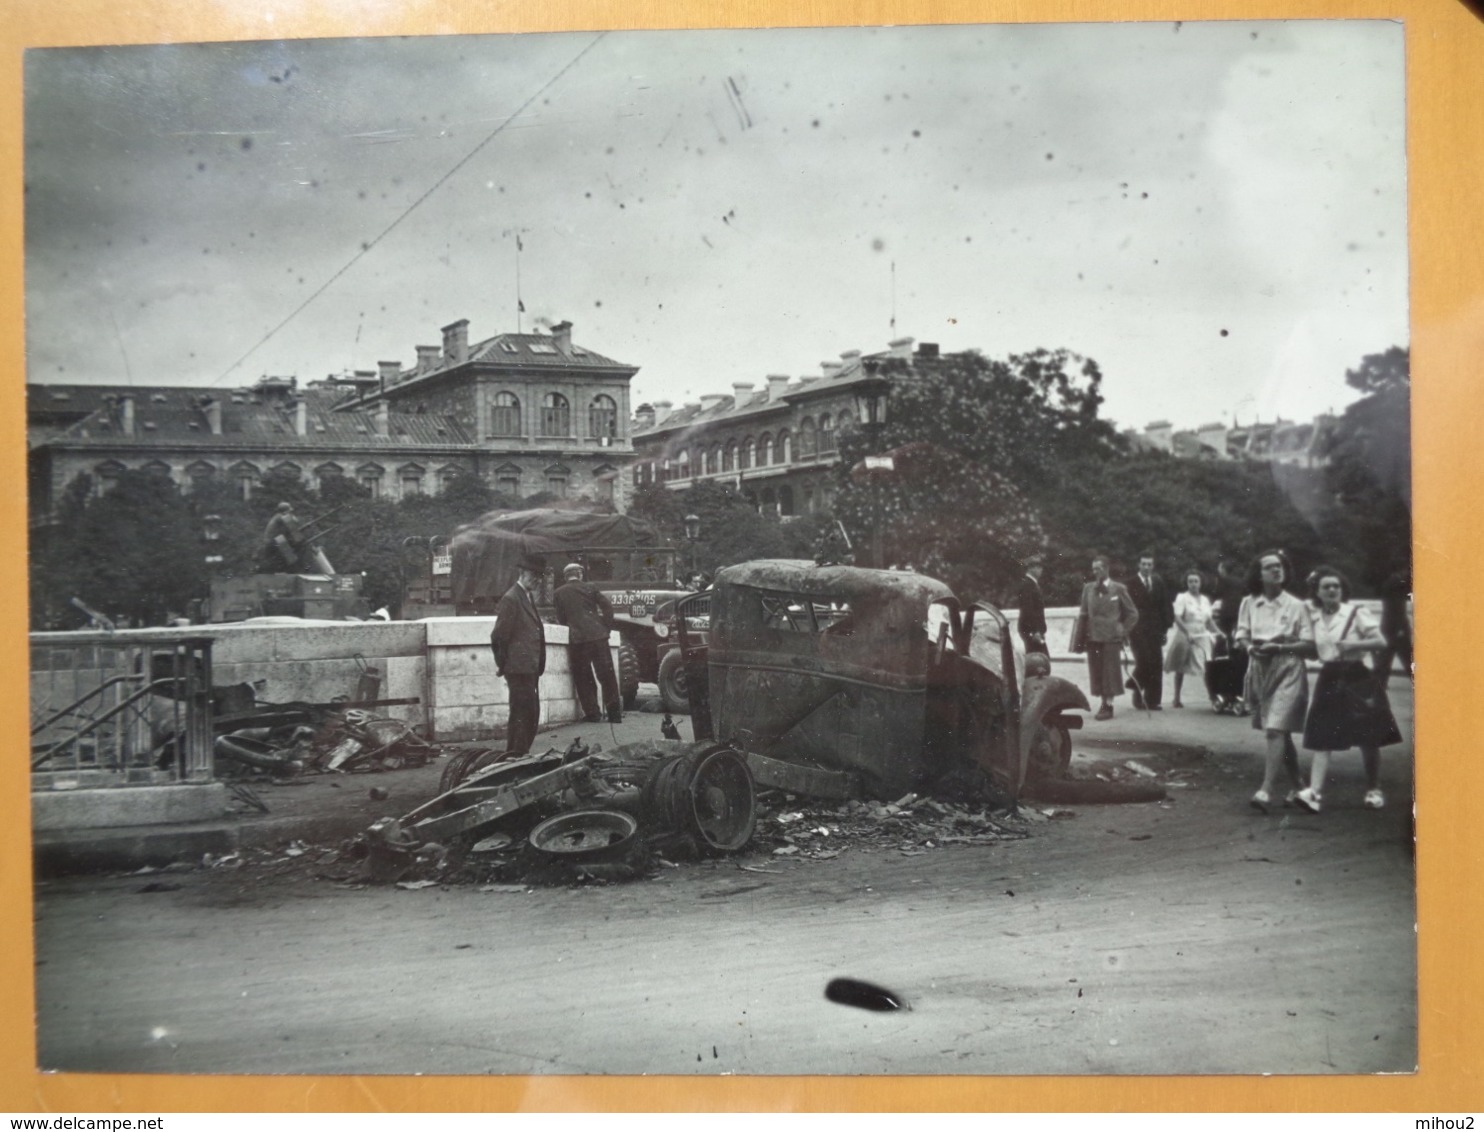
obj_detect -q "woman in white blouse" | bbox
[1293,566,1403,813]
[1164,569,1222,708]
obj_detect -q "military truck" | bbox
[401,508,692,709]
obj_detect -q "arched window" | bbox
[541,393,571,437]
[837,408,855,433]
[184,461,216,494]
[776,430,792,464]
[779,485,795,516]
[799,417,817,457]
[399,463,424,498]
[723,440,736,472]
[494,463,523,498]
[589,394,618,440]
[229,461,259,501]
[819,413,836,453]
[740,437,754,471]
[705,444,720,475]
[358,463,386,498]
[491,392,521,437]
[94,460,126,497]
[758,433,774,466]
[760,487,777,514]
[677,449,691,479]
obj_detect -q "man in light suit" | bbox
[1080,554,1140,720]
[1126,551,1173,710]
[490,553,547,757]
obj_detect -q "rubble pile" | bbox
[215,710,439,779]
[750,794,1030,861]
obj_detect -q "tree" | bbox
[629,480,817,578]
[827,349,1117,600]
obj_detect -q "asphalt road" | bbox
[30,673,1416,1077]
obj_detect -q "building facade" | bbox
[630,336,935,516]
[28,318,640,523]
[1124,415,1337,467]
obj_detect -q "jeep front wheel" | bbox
[657,647,690,715]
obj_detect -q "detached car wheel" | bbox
[617,641,640,710]
[657,648,690,715]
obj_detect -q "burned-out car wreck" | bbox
[360,560,1089,879]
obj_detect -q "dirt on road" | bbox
[31,688,1417,1077]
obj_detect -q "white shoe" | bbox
[1250,790,1271,814]
[1294,787,1322,814]
[1364,789,1385,810]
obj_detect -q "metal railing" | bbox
[30,636,215,789]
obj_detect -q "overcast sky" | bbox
[23,20,1406,433]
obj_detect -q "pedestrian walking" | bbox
[1126,552,1173,710]
[490,553,547,757]
[1207,557,1251,714]
[1293,567,1404,813]
[1015,555,1048,655]
[1235,548,1314,813]
[1375,569,1414,687]
[553,562,622,724]
[1165,568,1221,708]
[1076,554,1139,720]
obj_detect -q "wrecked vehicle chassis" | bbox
[358,740,759,879]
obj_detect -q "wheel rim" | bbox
[528,809,640,860]
[688,749,755,851]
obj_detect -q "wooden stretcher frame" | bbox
[1,0,1479,1116]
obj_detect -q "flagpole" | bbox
[515,233,524,334]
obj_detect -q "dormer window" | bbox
[499,341,519,353]
[528,342,557,355]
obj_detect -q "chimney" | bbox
[416,345,440,373]
[888,336,915,359]
[916,342,940,359]
[378,360,400,392]
[699,394,727,412]
[294,397,308,437]
[201,397,223,436]
[766,375,791,401]
[1197,421,1230,459]
[551,320,573,354]
[441,319,470,366]
[732,382,755,404]
[1144,420,1174,452]
[820,362,843,378]
[634,404,656,429]
[374,401,390,438]
[652,400,674,425]
[119,393,135,437]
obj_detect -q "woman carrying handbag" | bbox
[1293,566,1405,813]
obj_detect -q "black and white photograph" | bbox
[24,20,1416,1077]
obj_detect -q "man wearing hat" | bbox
[490,554,547,756]
[1016,555,1048,655]
[553,562,622,723]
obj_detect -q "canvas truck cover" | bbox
[448,508,664,604]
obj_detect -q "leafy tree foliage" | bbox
[629,480,819,580]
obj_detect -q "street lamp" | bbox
[851,372,892,568]
[683,513,700,581]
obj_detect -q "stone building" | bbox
[630,336,936,517]
[1122,414,1337,467]
[28,318,640,523]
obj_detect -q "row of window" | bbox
[633,408,857,486]
[490,392,619,440]
[89,459,617,504]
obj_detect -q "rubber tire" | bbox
[1024,721,1073,784]
[657,648,690,715]
[617,641,640,710]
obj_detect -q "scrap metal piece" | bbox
[745,752,860,801]
[528,810,640,861]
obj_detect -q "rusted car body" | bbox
[677,560,1087,801]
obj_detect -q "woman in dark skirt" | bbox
[1294,566,1404,813]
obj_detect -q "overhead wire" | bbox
[208,32,608,388]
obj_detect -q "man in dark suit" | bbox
[553,562,621,723]
[490,553,547,757]
[1016,556,1048,654]
[1126,551,1174,710]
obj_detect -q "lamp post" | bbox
[851,372,892,569]
[683,513,700,582]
